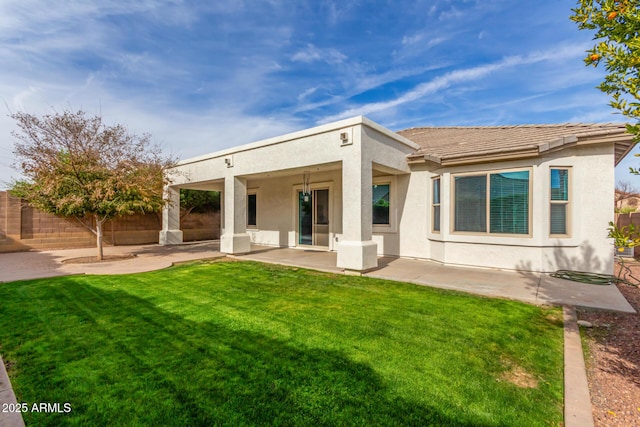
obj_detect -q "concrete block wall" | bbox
[616,212,639,229]
[0,192,30,252]
[0,192,6,240]
[182,212,220,242]
[615,212,640,257]
[20,204,96,248]
[0,192,220,253]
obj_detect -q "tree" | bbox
[10,110,177,260]
[615,180,640,211]
[570,1,640,145]
[179,189,220,227]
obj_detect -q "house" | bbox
[160,116,634,274]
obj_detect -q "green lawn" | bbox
[0,260,564,426]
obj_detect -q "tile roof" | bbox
[397,123,634,165]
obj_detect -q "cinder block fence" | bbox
[0,191,220,253]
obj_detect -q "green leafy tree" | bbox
[179,189,220,226]
[571,0,640,145]
[10,110,177,260]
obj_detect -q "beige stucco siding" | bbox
[162,116,618,274]
[243,170,343,249]
[399,143,615,273]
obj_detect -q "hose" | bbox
[551,267,639,287]
[551,270,615,285]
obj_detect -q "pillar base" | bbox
[220,233,251,254]
[159,229,183,245]
[337,240,378,272]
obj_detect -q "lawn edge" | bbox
[0,354,26,427]
[563,306,594,427]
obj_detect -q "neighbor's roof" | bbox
[398,123,635,166]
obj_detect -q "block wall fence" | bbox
[0,191,220,253]
[616,212,640,257]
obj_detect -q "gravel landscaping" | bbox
[578,262,640,427]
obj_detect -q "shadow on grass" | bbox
[0,277,478,427]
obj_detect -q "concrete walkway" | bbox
[1,242,634,427]
[0,241,224,283]
[239,245,635,313]
[0,354,24,427]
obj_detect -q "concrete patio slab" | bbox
[241,246,635,313]
[0,241,223,282]
[236,246,342,273]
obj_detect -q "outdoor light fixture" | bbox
[302,171,311,202]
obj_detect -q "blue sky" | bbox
[1,0,638,189]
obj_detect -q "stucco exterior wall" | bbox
[243,170,343,249]
[391,143,614,274]
[162,116,616,274]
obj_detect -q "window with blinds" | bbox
[550,168,569,235]
[453,169,530,235]
[490,171,529,234]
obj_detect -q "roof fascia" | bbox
[176,116,371,167]
[176,116,420,168]
[360,117,421,150]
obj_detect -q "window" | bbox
[550,168,569,235]
[489,171,529,234]
[247,193,257,227]
[372,184,390,225]
[454,175,487,232]
[453,169,530,235]
[432,177,441,232]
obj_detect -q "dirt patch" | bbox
[578,261,640,427]
[499,365,539,388]
[62,254,137,264]
[498,356,539,388]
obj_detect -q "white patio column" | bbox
[337,156,378,272]
[159,186,183,245]
[220,176,251,254]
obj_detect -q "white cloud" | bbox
[0,77,304,187]
[0,0,626,187]
[291,44,347,64]
[297,87,318,101]
[402,34,423,45]
[320,44,590,123]
[402,33,446,49]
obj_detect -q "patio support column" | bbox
[337,154,378,273]
[220,176,251,254]
[159,186,183,245]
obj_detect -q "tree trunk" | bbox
[96,216,104,261]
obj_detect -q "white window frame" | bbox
[432,176,441,234]
[549,167,571,237]
[372,176,396,233]
[247,189,259,229]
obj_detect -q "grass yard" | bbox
[0,260,563,426]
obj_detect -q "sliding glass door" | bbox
[298,189,329,247]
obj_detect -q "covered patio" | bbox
[160,116,418,273]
